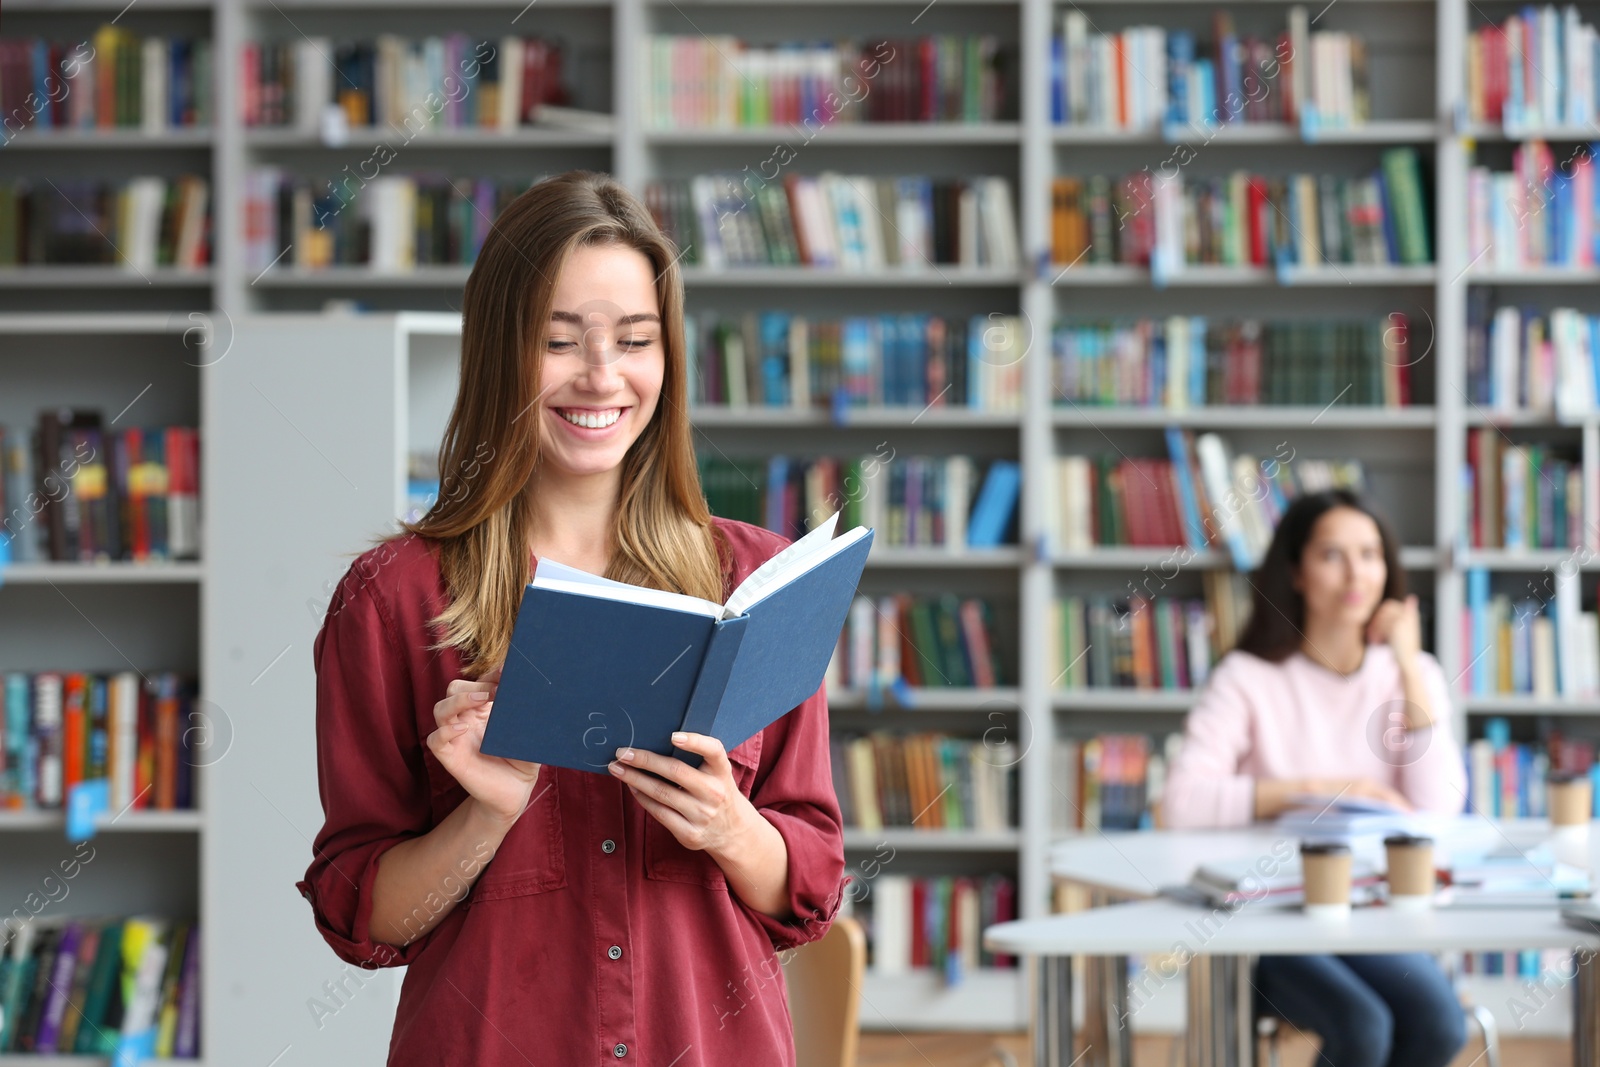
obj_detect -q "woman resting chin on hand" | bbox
[1161,490,1467,1067]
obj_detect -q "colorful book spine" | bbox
[0,672,198,812]
[831,594,1005,691]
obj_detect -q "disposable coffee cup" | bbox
[1301,840,1353,920]
[1384,833,1435,911]
[1549,773,1593,828]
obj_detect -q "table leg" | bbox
[1033,954,1074,1067]
[1185,954,1254,1067]
[1576,947,1600,1066]
[1080,955,1131,1067]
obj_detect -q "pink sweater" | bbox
[1161,645,1467,829]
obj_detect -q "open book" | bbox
[481,514,874,773]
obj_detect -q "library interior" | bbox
[5,1,1600,1065]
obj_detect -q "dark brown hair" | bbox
[1233,489,1407,663]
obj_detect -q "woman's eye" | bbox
[547,339,577,353]
[620,336,656,350]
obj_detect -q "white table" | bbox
[985,899,1600,1067]
[983,820,1600,1067]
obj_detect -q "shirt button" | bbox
[608,945,623,960]
[613,1043,628,1057]
[602,838,616,854]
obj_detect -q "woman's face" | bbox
[536,243,665,481]
[1292,506,1389,630]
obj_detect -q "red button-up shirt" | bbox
[296,518,848,1066]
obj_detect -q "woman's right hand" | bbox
[426,666,542,824]
[1255,776,1413,819]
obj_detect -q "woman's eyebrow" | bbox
[549,310,661,325]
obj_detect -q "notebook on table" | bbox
[481,513,874,774]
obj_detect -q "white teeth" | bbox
[560,408,621,429]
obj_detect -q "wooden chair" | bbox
[783,915,867,1067]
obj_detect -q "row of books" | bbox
[830,594,1006,691]
[830,733,1016,832]
[852,874,1017,977]
[1458,949,1570,978]
[645,36,1008,129]
[1463,572,1600,699]
[1467,6,1600,129]
[0,31,212,135]
[0,918,198,1057]
[0,177,211,269]
[1463,430,1583,551]
[1052,315,1413,409]
[685,312,1025,411]
[1052,589,1239,693]
[1050,733,1182,832]
[645,173,1020,271]
[241,34,573,132]
[1,416,200,564]
[1463,718,1600,818]
[1466,298,1600,418]
[1048,430,1368,564]
[1467,141,1600,272]
[699,455,1020,549]
[2,672,198,812]
[1050,150,1431,270]
[1053,7,1371,131]
[242,171,533,272]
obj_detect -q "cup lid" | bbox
[1300,840,1352,856]
[1549,771,1590,785]
[1383,833,1433,847]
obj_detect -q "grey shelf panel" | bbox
[829,687,1023,711]
[843,829,1021,851]
[646,123,1022,144]
[0,268,213,288]
[690,406,1021,427]
[245,128,613,148]
[679,266,1026,287]
[1459,549,1600,571]
[0,129,213,149]
[1,562,205,584]
[1468,268,1600,285]
[1050,406,1437,429]
[1051,546,1438,569]
[1053,689,1196,711]
[0,810,203,832]
[1049,264,1438,287]
[1052,120,1438,145]
[867,547,1024,568]
[1464,698,1600,716]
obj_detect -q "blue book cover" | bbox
[1166,32,1194,126]
[1374,171,1400,265]
[966,461,1020,547]
[482,518,875,773]
[1163,428,1207,550]
[1050,35,1064,124]
[759,312,790,407]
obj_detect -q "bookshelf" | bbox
[8,0,1600,1053]
[0,314,207,1062]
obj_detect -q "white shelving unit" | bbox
[0,314,208,1063]
[8,0,1599,1051]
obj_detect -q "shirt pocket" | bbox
[469,771,568,903]
[644,733,764,891]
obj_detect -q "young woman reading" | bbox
[1162,489,1468,1067]
[296,172,848,1066]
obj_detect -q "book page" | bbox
[723,516,872,619]
[533,557,724,617]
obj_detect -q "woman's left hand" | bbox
[609,732,755,855]
[1367,594,1422,666]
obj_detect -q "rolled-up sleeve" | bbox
[1397,653,1468,816]
[739,683,849,952]
[1161,656,1257,829]
[294,565,432,969]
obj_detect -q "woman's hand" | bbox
[607,732,753,854]
[1367,594,1422,668]
[1254,776,1414,819]
[426,666,541,825]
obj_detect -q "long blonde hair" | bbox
[403,171,726,673]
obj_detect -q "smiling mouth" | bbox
[555,407,625,429]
